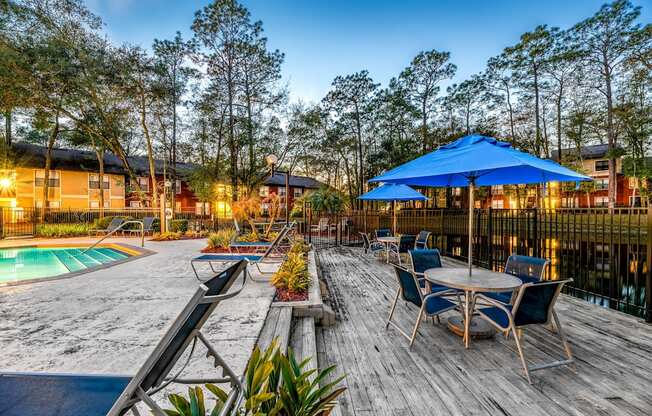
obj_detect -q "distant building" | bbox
[258,173,323,214]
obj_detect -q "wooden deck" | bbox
[316,247,652,416]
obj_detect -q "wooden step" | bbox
[256,305,293,352]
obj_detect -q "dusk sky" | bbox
[87,0,652,104]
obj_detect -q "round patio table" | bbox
[424,267,522,349]
[376,236,399,264]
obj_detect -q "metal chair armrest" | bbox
[473,293,513,315]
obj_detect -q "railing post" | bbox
[488,207,494,270]
[646,205,652,323]
[0,207,4,239]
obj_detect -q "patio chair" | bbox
[88,217,124,236]
[485,255,550,304]
[359,232,384,256]
[408,249,456,294]
[386,265,458,348]
[125,216,156,236]
[387,234,416,265]
[0,260,249,416]
[414,230,431,250]
[229,221,295,254]
[473,279,575,384]
[310,218,330,234]
[375,228,391,238]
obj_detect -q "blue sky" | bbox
[87,0,652,104]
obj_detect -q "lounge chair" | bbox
[359,232,384,256]
[125,216,156,236]
[191,231,289,281]
[414,230,431,250]
[386,265,458,348]
[473,279,575,384]
[229,221,295,254]
[88,217,124,236]
[485,255,550,304]
[0,260,249,416]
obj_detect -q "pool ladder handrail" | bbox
[81,220,145,254]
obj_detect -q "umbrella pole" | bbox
[468,179,475,276]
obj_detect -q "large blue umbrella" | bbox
[358,183,428,234]
[370,134,591,274]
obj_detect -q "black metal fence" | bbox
[304,206,652,321]
[0,207,232,238]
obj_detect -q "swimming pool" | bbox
[0,246,131,283]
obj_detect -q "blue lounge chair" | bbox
[229,221,295,254]
[0,260,249,416]
[473,279,575,384]
[386,265,458,348]
[485,255,550,304]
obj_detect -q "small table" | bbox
[376,236,399,264]
[424,267,522,348]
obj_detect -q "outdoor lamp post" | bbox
[266,154,290,225]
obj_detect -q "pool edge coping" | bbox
[0,243,157,287]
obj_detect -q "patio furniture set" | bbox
[363,228,574,385]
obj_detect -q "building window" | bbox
[278,186,286,196]
[452,187,462,196]
[293,187,303,198]
[491,185,503,195]
[561,197,578,208]
[594,196,609,207]
[130,200,142,208]
[89,174,110,189]
[90,200,110,209]
[595,160,609,171]
[137,177,149,192]
[595,178,609,190]
[175,179,182,195]
[629,196,642,207]
[260,186,269,197]
[195,202,210,215]
[35,170,60,187]
[491,199,504,209]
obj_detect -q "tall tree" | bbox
[572,0,647,208]
[399,50,456,151]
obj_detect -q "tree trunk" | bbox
[171,68,178,214]
[556,89,563,162]
[355,103,364,208]
[604,57,617,210]
[506,83,516,144]
[228,64,237,202]
[421,99,428,152]
[533,67,541,156]
[141,99,158,208]
[3,110,11,146]
[42,112,60,209]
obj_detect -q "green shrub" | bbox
[169,219,189,233]
[207,228,237,249]
[163,340,346,416]
[289,240,310,255]
[36,223,89,238]
[272,252,311,293]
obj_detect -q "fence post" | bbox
[488,207,493,270]
[307,203,312,245]
[0,207,3,239]
[532,208,539,257]
[646,205,652,323]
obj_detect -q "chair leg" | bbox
[552,310,576,371]
[511,325,532,384]
[386,289,401,329]
[409,306,425,348]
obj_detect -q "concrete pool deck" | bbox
[0,237,277,409]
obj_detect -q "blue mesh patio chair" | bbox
[386,265,458,348]
[485,254,550,304]
[0,260,249,416]
[359,232,384,257]
[473,279,575,384]
[408,249,456,294]
[388,234,416,265]
[414,230,431,250]
[375,228,391,238]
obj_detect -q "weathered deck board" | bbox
[316,247,652,416]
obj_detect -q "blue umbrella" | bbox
[358,183,428,234]
[370,134,591,274]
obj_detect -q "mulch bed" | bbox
[274,288,309,302]
[150,236,206,242]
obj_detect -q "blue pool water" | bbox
[0,247,130,283]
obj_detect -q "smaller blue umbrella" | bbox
[358,183,428,234]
